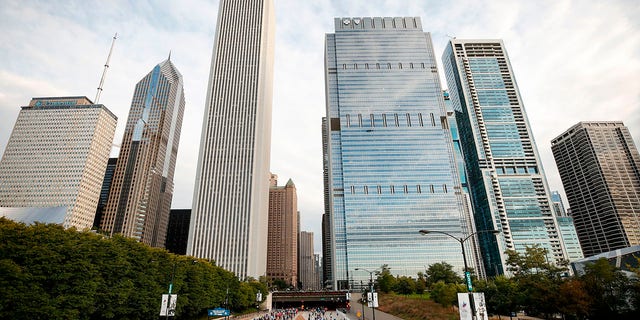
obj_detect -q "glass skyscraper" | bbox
[188,0,275,279]
[551,190,583,262]
[323,17,475,288]
[443,40,566,275]
[101,58,185,248]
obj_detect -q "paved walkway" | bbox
[345,293,403,320]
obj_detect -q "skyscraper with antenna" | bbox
[100,57,185,248]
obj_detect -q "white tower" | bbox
[188,0,275,279]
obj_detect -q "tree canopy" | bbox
[0,218,267,319]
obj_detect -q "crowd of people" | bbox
[252,308,298,320]
[252,307,346,320]
[309,308,347,320]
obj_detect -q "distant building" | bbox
[314,254,322,290]
[267,174,298,287]
[93,157,117,229]
[0,96,117,229]
[321,117,333,289]
[571,245,640,276]
[443,39,567,275]
[101,58,185,248]
[552,121,640,257]
[550,190,583,262]
[550,191,567,217]
[299,231,319,290]
[188,0,275,279]
[166,209,191,255]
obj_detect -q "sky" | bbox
[0,0,639,254]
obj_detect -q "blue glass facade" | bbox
[442,40,566,275]
[324,17,474,288]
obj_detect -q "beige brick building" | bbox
[267,174,298,286]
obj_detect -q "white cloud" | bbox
[1,0,638,254]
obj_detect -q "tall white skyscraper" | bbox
[0,97,117,230]
[188,0,275,279]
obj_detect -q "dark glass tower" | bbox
[443,40,566,275]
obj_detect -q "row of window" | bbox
[341,62,433,70]
[345,184,451,195]
[344,112,442,128]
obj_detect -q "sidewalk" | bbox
[345,293,403,320]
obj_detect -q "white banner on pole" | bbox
[472,292,488,320]
[457,293,473,320]
[160,294,178,316]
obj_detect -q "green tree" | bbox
[0,218,270,319]
[430,281,464,307]
[581,258,632,318]
[425,261,462,286]
[475,275,520,317]
[504,245,569,318]
[557,278,591,319]
[376,265,396,293]
[415,272,427,294]
[393,276,416,295]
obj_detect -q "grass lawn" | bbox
[377,293,460,320]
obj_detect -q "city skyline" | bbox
[1,0,638,253]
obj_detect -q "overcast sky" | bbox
[1,0,638,254]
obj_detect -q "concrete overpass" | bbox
[271,291,351,310]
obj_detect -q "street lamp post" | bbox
[418,229,499,320]
[165,261,178,320]
[355,268,377,320]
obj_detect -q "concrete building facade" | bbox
[0,96,116,229]
[552,121,640,257]
[188,0,275,279]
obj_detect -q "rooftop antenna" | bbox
[95,33,118,104]
[168,50,171,61]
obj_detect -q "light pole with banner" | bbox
[355,268,378,320]
[418,229,499,320]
